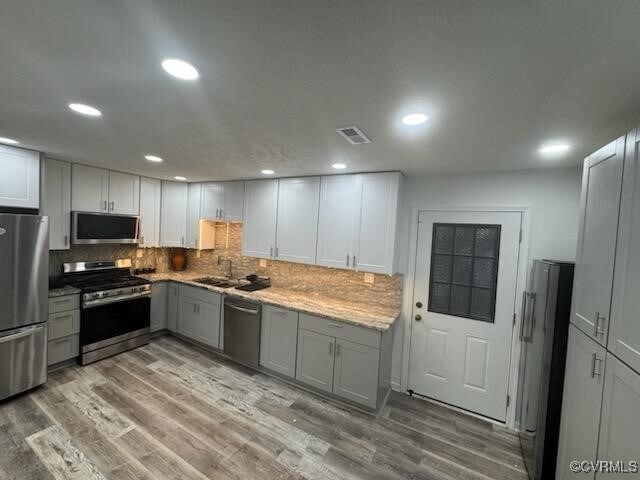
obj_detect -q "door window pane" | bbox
[428,223,501,323]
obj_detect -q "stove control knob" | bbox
[118,290,124,295]
[102,292,109,297]
[92,293,100,299]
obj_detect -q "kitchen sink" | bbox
[192,277,237,288]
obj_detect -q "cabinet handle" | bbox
[140,236,144,245]
[590,353,603,378]
[219,209,224,219]
[352,255,356,268]
[329,323,343,328]
[193,304,196,313]
[110,201,115,211]
[181,237,185,246]
[270,246,273,258]
[593,312,607,337]
[103,200,108,211]
[336,344,341,356]
[64,235,68,247]
[329,342,333,355]
[216,208,219,218]
[346,254,350,266]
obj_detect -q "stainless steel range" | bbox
[63,259,151,365]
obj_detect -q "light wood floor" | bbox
[0,335,527,480]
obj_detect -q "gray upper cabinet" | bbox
[150,282,167,333]
[139,177,161,247]
[199,181,243,221]
[260,305,299,377]
[187,183,203,248]
[571,137,625,346]
[41,158,71,250]
[596,354,640,479]
[275,177,320,264]
[71,164,139,214]
[0,145,40,209]
[242,179,278,259]
[556,325,606,480]
[296,329,335,393]
[160,181,188,247]
[610,128,640,373]
[333,338,379,409]
[222,181,244,221]
[200,182,223,220]
[108,171,139,215]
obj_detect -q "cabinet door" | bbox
[610,128,640,373]
[160,181,188,247]
[571,136,625,346]
[166,283,179,332]
[296,329,335,393]
[333,339,380,408]
[200,183,223,220]
[260,305,299,377]
[355,172,400,274]
[0,145,39,209]
[275,177,320,264]
[108,171,140,214]
[242,179,278,259]
[186,183,202,248]
[556,325,606,480]
[139,177,161,247]
[316,174,361,269]
[150,282,167,332]
[41,158,71,250]
[196,299,221,348]
[71,164,109,212]
[596,354,640,479]
[222,181,244,221]
[177,296,199,340]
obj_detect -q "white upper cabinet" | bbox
[242,179,278,259]
[139,177,161,247]
[571,136,625,346]
[355,172,401,274]
[222,181,244,221]
[71,164,109,212]
[610,128,640,372]
[41,158,71,250]
[160,181,188,247]
[0,145,40,209]
[316,174,361,269]
[275,177,320,264]
[107,171,139,215]
[200,183,223,220]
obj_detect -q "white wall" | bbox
[391,166,583,389]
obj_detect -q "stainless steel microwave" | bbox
[72,212,140,245]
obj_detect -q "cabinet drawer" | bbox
[48,295,80,314]
[299,313,380,348]
[179,284,222,306]
[48,310,80,340]
[48,334,79,365]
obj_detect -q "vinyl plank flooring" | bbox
[0,334,526,480]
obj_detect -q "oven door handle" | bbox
[83,291,151,309]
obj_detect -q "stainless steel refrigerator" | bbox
[0,213,49,401]
[516,259,574,480]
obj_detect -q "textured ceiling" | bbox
[2,0,640,181]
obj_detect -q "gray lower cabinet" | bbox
[556,325,607,480]
[150,282,167,332]
[333,339,379,408]
[47,295,80,366]
[177,285,221,348]
[166,283,179,332]
[296,329,335,393]
[260,305,299,377]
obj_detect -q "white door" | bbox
[41,158,71,250]
[160,181,187,247]
[316,174,361,269]
[0,145,40,209]
[355,172,400,274]
[139,177,161,247]
[408,210,521,421]
[201,183,223,220]
[108,171,140,215]
[242,179,278,259]
[71,164,108,213]
[572,136,625,346]
[222,181,244,221]
[276,177,320,264]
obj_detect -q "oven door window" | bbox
[81,297,150,349]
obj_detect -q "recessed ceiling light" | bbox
[68,103,102,117]
[0,136,19,145]
[332,163,347,170]
[402,113,428,126]
[161,58,199,80]
[174,176,187,181]
[539,143,571,155]
[261,169,275,175]
[145,155,163,163]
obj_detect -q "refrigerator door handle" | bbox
[519,291,528,341]
[526,292,537,342]
[0,324,46,343]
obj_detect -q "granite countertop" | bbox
[141,272,400,332]
[48,285,82,298]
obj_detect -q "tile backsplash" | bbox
[49,223,403,309]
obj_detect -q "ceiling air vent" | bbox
[336,126,371,145]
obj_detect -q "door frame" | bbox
[400,205,531,428]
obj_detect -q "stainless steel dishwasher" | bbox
[223,297,261,368]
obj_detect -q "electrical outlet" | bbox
[136,249,143,258]
[259,259,267,268]
[364,272,375,284]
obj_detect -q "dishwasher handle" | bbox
[225,303,260,315]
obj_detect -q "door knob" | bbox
[415,314,422,321]
[416,302,423,308]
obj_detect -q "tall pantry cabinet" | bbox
[556,132,640,479]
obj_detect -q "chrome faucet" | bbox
[218,256,232,279]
